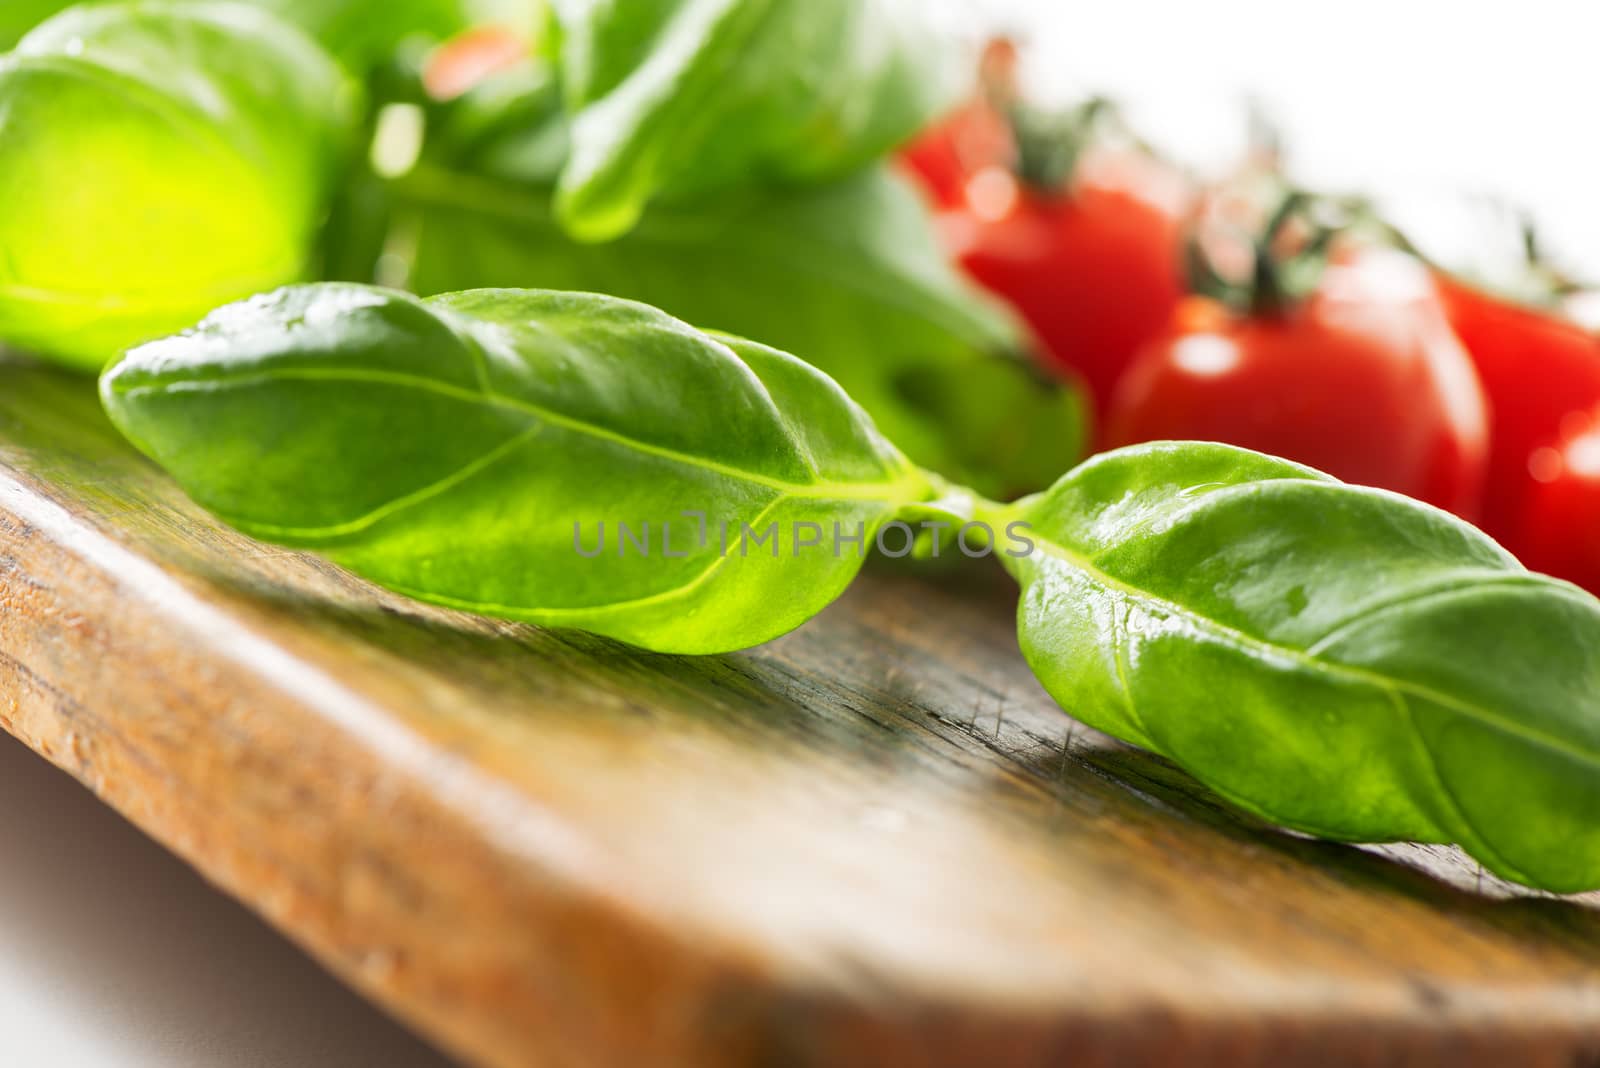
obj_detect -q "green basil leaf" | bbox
[546,0,957,240]
[0,1,357,371]
[998,440,1600,892]
[3,0,474,64]
[256,0,465,67]
[381,162,1084,498]
[101,284,947,654]
[0,0,77,48]
[419,57,568,182]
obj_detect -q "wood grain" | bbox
[1,357,1599,1067]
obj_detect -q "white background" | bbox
[1003,0,1600,280]
[5,1,1600,1065]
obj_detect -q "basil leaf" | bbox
[419,57,569,182]
[0,1,358,371]
[0,0,76,48]
[999,440,1600,892]
[256,0,465,67]
[381,162,1084,498]
[546,0,957,240]
[101,284,947,654]
[3,1,467,64]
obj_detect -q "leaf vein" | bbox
[1031,532,1600,771]
[365,495,889,622]
[115,366,924,503]
[230,424,545,541]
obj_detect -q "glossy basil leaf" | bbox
[378,162,1083,498]
[999,440,1600,892]
[0,1,357,371]
[102,284,947,654]
[546,0,957,240]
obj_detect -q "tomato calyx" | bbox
[1510,218,1587,305]
[958,37,1144,200]
[1185,187,1354,319]
[1449,213,1600,321]
[1006,96,1118,194]
[1378,197,1593,316]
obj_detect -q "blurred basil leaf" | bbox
[0,0,77,48]
[0,1,357,369]
[545,0,958,240]
[3,0,492,61]
[258,0,463,67]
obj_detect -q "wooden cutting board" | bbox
[2,356,1600,1067]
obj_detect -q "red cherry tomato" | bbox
[898,40,1188,413]
[1435,276,1600,550]
[899,106,1010,210]
[934,149,1189,415]
[1509,405,1600,592]
[898,40,1017,209]
[1106,249,1488,517]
